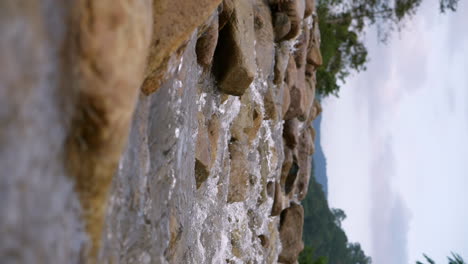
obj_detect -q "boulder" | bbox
[293,25,310,69]
[196,15,219,69]
[283,118,299,149]
[274,45,291,85]
[295,129,313,200]
[142,0,222,95]
[278,203,305,264]
[273,12,291,42]
[276,0,301,41]
[284,66,307,120]
[304,0,315,18]
[213,0,256,96]
[307,20,323,68]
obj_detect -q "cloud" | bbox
[369,138,412,264]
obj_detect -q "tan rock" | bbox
[227,141,249,203]
[254,1,275,77]
[295,129,313,200]
[283,118,299,149]
[142,0,222,95]
[278,203,305,264]
[273,12,291,42]
[284,56,297,89]
[271,182,286,216]
[307,20,323,68]
[274,45,291,85]
[65,0,153,259]
[304,0,315,18]
[282,83,291,119]
[214,0,256,96]
[294,25,310,68]
[230,91,262,145]
[196,15,219,69]
[284,67,307,120]
[195,114,212,188]
[277,0,301,41]
[219,0,235,30]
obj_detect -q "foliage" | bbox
[315,0,459,97]
[300,166,372,264]
[416,253,466,264]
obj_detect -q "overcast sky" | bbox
[321,0,468,263]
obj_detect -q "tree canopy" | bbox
[416,253,466,264]
[315,0,459,97]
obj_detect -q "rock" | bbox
[273,12,291,42]
[196,15,219,69]
[259,235,269,248]
[254,1,275,77]
[295,130,313,200]
[277,0,301,41]
[195,114,212,188]
[284,67,307,120]
[213,0,256,96]
[307,20,323,68]
[282,84,291,119]
[65,0,154,259]
[283,118,299,149]
[304,0,314,18]
[274,45,291,85]
[264,87,279,121]
[293,25,310,68]
[284,56,297,89]
[142,0,222,95]
[271,182,286,216]
[230,91,262,145]
[278,203,305,264]
[267,181,275,197]
[227,141,249,203]
[208,114,221,165]
[219,0,235,30]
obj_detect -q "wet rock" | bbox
[142,0,222,94]
[278,203,305,264]
[214,0,256,96]
[196,15,219,69]
[227,141,249,203]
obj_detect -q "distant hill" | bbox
[312,113,328,197]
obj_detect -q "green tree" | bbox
[416,253,466,264]
[315,0,459,97]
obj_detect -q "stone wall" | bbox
[0,0,322,263]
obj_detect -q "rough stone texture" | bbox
[141,0,222,95]
[213,0,256,96]
[278,203,305,264]
[1,0,323,263]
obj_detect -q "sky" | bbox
[321,0,468,263]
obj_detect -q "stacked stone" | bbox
[0,0,323,263]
